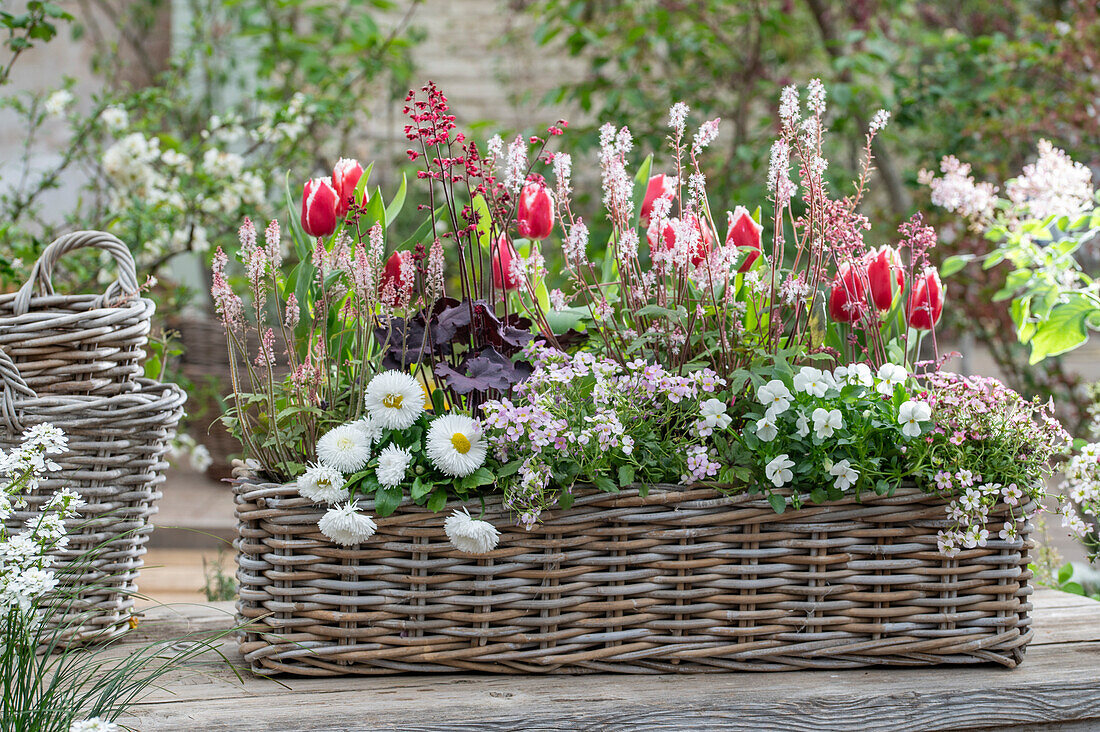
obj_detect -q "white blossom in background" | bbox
[1006,139,1094,221]
[100,105,129,132]
[44,89,74,117]
[69,719,120,732]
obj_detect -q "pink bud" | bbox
[725,206,763,273]
[492,234,521,291]
[332,158,365,217]
[300,177,339,239]
[517,182,554,240]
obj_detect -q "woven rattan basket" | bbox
[0,349,185,641]
[0,230,153,399]
[235,478,1035,675]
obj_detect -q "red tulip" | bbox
[647,214,713,267]
[907,268,944,330]
[866,245,905,311]
[300,177,339,239]
[332,158,364,217]
[379,250,414,306]
[829,262,868,323]
[517,182,554,240]
[492,234,522,291]
[640,174,676,227]
[726,206,763,273]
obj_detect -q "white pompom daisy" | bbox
[376,444,413,488]
[426,414,487,477]
[297,464,348,504]
[318,502,377,546]
[316,423,372,473]
[353,415,384,444]
[364,370,426,430]
[444,508,500,554]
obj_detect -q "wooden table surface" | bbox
[119,588,1100,731]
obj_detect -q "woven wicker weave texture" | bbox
[235,480,1034,676]
[0,231,183,643]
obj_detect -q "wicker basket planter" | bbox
[235,478,1035,675]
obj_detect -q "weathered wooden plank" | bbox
[117,590,1100,731]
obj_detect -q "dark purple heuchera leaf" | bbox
[433,299,533,357]
[434,346,533,395]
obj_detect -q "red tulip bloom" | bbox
[647,214,713,267]
[907,268,944,330]
[726,206,763,273]
[332,158,364,217]
[379,250,414,306]
[492,234,522,291]
[301,177,339,239]
[829,262,869,324]
[640,174,676,227]
[517,182,554,240]
[866,245,905,311]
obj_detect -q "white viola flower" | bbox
[698,398,732,432]
[69,719,120,732]
[376,444,413,488]
[765,454,795,487]
[876,362,908,395]
[755,413,778,442]
[793,366,830,397]
[364,370,425,430]
[318,502,377,546]
[898,400,932,438]
[296,464,348,505]
[757,379,792,416]
[316,423,372,473]
[426,414,488,477]
[795,412,810,438]
[828,458,859,490]
[444,508,501,554]
[844,363,874,387]
[811,407,843,439]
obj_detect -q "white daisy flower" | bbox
[318,502,377,546]
[426,414,488,477]
[828,458,858,490]
[316,423,371,473]
[875,362,908,395]
[757,379,792,415]
[444,508,500,554]
[364,370,425,430]
[765,454,794,487]
[812,407,843,439]
[69,719,120,732]
[376,444,413,488]
[296,463,348,505]
[353,415,384,444]
[898,400,932,438]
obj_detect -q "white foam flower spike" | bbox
[444,508,500,554]
[318,502,377,546]
[296,463,348,505]
[316,423,371,473]
[364,370,425,430]
[426,414,488,477]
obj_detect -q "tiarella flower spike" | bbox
[379,250,414,307]
[639,173,676,227]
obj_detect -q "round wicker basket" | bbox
[235,478,1035,676]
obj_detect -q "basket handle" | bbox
[0,347,36,433]
[12,230,140,316]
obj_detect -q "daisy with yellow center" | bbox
[364,370,425,430]
[426,414,487,477]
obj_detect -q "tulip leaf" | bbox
[401,206,445,249]
[283,170,310,260]
[472,194,493,252]
[385,172,406,228]
[631,154,653,225]
[355,162,374,200]
[365,187,386,229]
